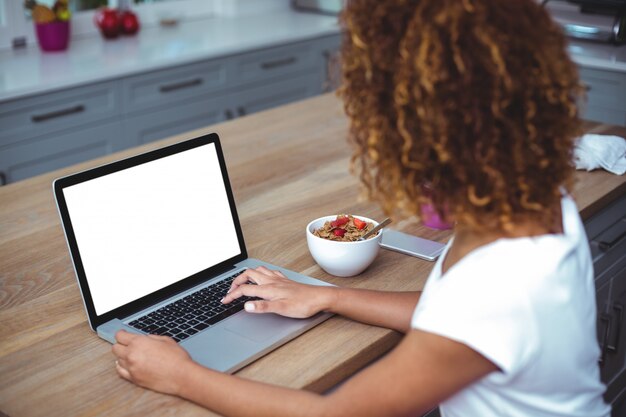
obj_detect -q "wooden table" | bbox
[1,93,625,417]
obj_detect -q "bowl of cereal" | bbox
[306,214,382,277]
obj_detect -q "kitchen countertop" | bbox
[1,9,624,104]
[0,10,340,102]
[546,0,626,73]
[568,39,626,73]
[0,93,625,417]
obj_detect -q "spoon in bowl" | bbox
[358,217,392,241]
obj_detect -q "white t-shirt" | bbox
[411,196,610,417]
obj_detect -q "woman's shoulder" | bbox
[445,234,574,285]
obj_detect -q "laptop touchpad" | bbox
[224,313,302,342]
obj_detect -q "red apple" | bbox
[94,8,120,39]
[120,10,140,35]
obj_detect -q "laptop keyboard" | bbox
[128,271,253,342]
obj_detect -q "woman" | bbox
[112,1,610,415]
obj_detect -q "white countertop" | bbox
[546,1,626,73]
[568,39,626,73]
[1,10,625,103]
[0,10,340,102]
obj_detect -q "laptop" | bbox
[54,133,333,373]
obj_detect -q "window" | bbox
[0,0,213,50]
[0,0,26,49]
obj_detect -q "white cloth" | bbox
[574,134,626,175]
[411,196,610,417]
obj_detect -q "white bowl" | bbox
[306,215,382,277]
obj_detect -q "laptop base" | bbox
[97,258,334,374]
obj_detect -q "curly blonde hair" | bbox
[339,0,583,232]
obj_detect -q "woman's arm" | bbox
[221,267,420,333]
[324,287,421,333]
[113,328,498,417]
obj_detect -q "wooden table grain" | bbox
[1,93,625,417]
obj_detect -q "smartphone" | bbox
[380,229,446,261]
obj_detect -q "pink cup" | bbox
[421,203,453,230]
[35,21,70,52]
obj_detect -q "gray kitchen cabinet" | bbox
[598,280,612,366]
[123,95,228,146]
[0,80,121,149]
[228,72,321,118]
[0,120,124,184]
[0,34,341,185]
[122,58,231,115]
[423,408,441,417]
[231,39,321,86]
[317,33,343,92]
[601,260,626,417]
[579,67,626,127]
[586,193,626,416]
[604,262,626,372]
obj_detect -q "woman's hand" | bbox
[112,330,194,395]
[221,266,334,319]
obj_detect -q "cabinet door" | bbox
[603,261,626,387]
[123,96,227,146]
[609,374,626,417]
[0,120,124,184]
[122,58,231,115]
[0,81,121,148]
[422,408,441,417]
[315,34,342,92]
[229,72,321,118]
[579,67,626,127]
[581,106,626,127]
[232,40,320,87]
[598,279,611,376]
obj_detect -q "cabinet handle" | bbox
[31,104,85,123]
[260,57,297,70]
[599,313,612,365]
[607,303,623,352]
[159,78,203,93]
[598,219,626,251]
[237,107,246,117]
[225,109,234,120]
[0,171,6,186]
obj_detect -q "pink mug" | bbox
[421,203,452,230]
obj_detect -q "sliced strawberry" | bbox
[331,216,349,228]
[333,228,346,237]
[353,217,366,230]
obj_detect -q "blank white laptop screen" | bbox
[63,143,241,315]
